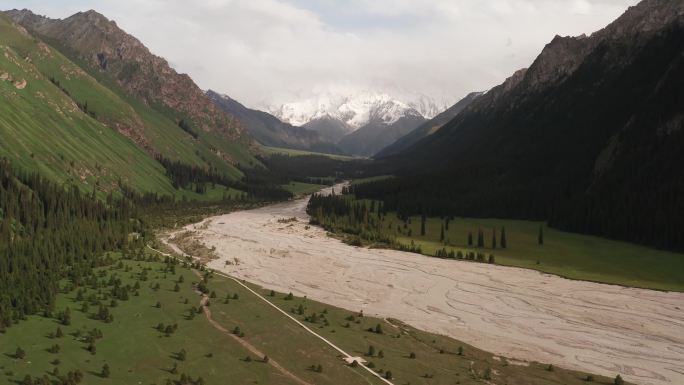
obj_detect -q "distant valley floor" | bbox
[176,187,684,385]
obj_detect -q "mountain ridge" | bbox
[359,0,684,252]
[207,90,343,154]
[376,91,484,158]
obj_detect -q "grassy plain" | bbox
[0,249,628,385]
[336,196,684,292]
[282,181,327,196]
[261,146,359,161]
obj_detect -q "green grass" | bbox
[282,181,327,196]
[0,18,178,195]
[35,25,257,181]
[0,15,258,198]
[334,193,684,291]
[393,215,684,291]
[261,146,359,161]
[216,275,628,385]
[0,254,292,385]
[0,250,629,385]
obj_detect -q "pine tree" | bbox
[491,228,497,249]
[538,225,544,246]
[468,232,473,246]
[477,228,484,248]
[420,214,426,236]
[500,226,507,249]
[440,224,445,242]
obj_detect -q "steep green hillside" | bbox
[7,9,261,177]
[0,13,265,200]
[0,16,175,194]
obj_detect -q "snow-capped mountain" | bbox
[268,91,449,130]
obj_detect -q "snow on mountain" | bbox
[268,91,449,130]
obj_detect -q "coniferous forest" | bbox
[0,159,142,329]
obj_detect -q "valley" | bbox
[1,1,682,384]
[171,185,684,385]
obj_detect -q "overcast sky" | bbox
[5,0,638,108]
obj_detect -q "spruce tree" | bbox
[440,224,445,242]
[538,225,544,246]
[420,214,426,236]
[500,226,507,249]
[477,228,484,248]
[491,228,497,249]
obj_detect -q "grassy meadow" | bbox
[260,146,359,161]
[390,215,684,291]
[0,249,628,385]
[282,181,328,196]
[317,194,684,292]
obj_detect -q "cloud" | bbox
[4,0,638,108]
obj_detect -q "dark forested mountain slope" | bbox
[361,0,684,251]
[206,90,342,154]
[376,92,482,158]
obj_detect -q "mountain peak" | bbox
[269,91,448,131]
[7,10,245,141]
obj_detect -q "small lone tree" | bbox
[500,226,507,248]
[538,225,544,246]
[15,346,26,359]
[477,228,485,248]
[484,367,492,380]
[491,228,496,249]
[55,327,64,338]
[101,363,110,378]
[420,214,426,236]
[263,355,269,363]
[374,324,383,334]
[440,224,445,242]
[468,232,473,246]
[385,370,392,380]
[367,345,375,356]
[614,374,624,385]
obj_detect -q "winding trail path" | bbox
[172,185,684,385]
[189,269,314,385]
[152,244,393,385]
